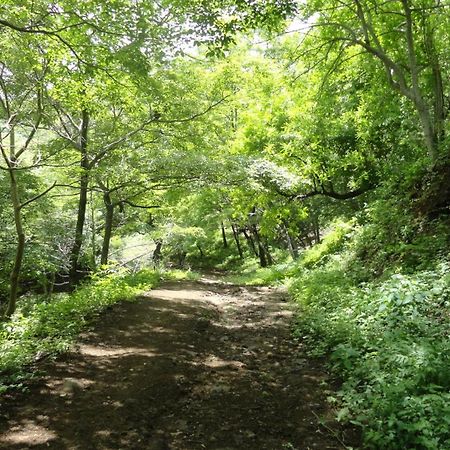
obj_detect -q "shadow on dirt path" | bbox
[0,277,359,449]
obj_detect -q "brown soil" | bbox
[0,277,359,449]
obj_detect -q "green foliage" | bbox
[348,194,450,278]
[0,3,449,446]
[159,268,201,282]
[289,222,450,449]
[224,257,291,285]
[0,269,160,392]
[300,220,354,269]
[230,216,450,448]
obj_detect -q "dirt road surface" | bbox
[0,277,358,449]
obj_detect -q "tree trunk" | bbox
[153,240,163,266]
[90,190,97,270]
[5,165,25,317]
[100,191,114,266]
[69,109,90,285]
[351,0,441,162]
[221,222,228,248]
[45,272,56,298]
[257,242,268,267]
[283,222,298,259]
[298,234,308,249]
[231,222,243,259]
[250,224,268,268]
[426,32,446,149]
[311,215,321,244]
[264,240,273,266]
[401,0,438,161]
[242,228,258,257]
[178,252,187,268]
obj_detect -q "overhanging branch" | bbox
[19,182,57,209]
[274,181,376,201]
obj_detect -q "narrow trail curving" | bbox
[0,277,358,449]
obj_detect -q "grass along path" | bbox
[0,276,359,449]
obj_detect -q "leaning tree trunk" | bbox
[282,221,298,260]
[221,222,228,249]
[5,164,25,317]
[242,228,258,257]
[250,224,268,268]
[100,191,114,266]
[231,222,243,259]
[69,110,90,285]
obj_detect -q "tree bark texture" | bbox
[101,191,114,266]
[231,222,243,259]
[69,109,90,285]
[5,164,25,317]
[221,222,228,248]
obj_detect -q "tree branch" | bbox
[154,94,232,125]
[121,200,160,209]
[19,181,57,210]
[274,181,376,201]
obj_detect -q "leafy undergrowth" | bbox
[0,268,196,393]
[291,260,450,449]
[161,269,201,282]
[232,220,450,449]
[222,251,292,286]
[224,262,288,286]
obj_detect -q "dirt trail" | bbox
[0,277,357,449]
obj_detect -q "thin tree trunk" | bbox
[300,238,308,249]
[153,240,162,266]
[311,215,321,244]
[250,224,268,268]
[46,272,55,298]
[257,242,268,268]
[90,190,97,270]
[221,222,228,248]
[231,222,243,259]
[353,0,439,162]
[304,232,314,248]
[178,252,187,268]
[69,109,90,284]
[100,191,114,266]
[5,164,25,317]
[423,23,446,153]
[264,240,273,266]
[283,222,298,259]
[242,228,258,257]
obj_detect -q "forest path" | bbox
[0,277,356,450]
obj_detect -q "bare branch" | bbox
[154,94,232,125]
[19,181,57,210]
[121,200,160,209]
[15,89,44,160]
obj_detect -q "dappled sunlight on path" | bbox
[0,279,357,449]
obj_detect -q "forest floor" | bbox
[0,276,359,450]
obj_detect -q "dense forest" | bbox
[0,1,449,448]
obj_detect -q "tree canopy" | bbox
[0,1,449,448]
